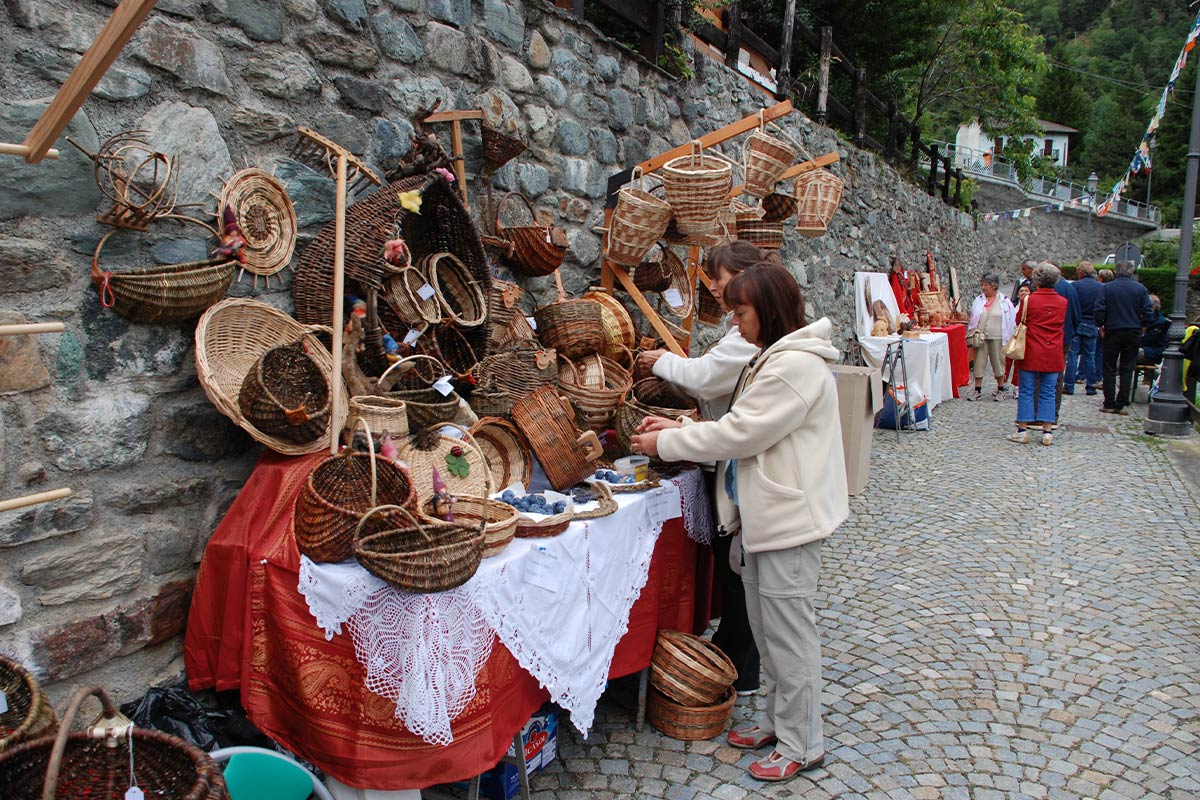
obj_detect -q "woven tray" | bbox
[218,167,297,278]
[396,422,493,503]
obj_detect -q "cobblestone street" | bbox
[518,392,1200,799]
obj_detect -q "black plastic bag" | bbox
[121,687,224,751]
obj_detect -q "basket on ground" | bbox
[0,656,56,752]
[647,686,735,741]
[650,630,738,706]
[354,504,485,593]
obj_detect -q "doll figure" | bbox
[430,465,456,522]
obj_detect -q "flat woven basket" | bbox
[354,504,486,593]
[490,192,568,277]
[376,354,461,431]
[469,416,533,489]
[396,423,493,503]
[218,167,297,278]
[195,298,348,455]
[650,630,738,706]
[647,686,735,741]
[471,340,558,397]
[513,481,617,539]
[421,251,486,327]
[742,126,799,197]
[0,656,56,753]
[661,142,734,236]
[794,169,844,238]
[384,264,441,326]
[237,339,331,445]
[422,494,517,558]
[557,353,632,432]
[534,273,605,360]
[510,386,604,491]
[606,170,672,267]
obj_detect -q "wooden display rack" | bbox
[598,100,840,356]
[422,108,485,206]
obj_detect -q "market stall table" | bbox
[184,452,705,790]
[931,323,969,398]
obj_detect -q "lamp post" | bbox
[1145,59,1200,437]
[1084,171,1098,260]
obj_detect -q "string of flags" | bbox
[1096,10,1200,217]
[979,196,1093,223]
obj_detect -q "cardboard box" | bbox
[479,708,559,800]
[830,365,884,496]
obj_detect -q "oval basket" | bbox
[794,169,844,238]
[606,170,672,267]
[615,379,700,456]
[384,265,441,326]
[557,353,632,432]
[396,423,493,502]
[377,355,461,431]
[422,251,486,327]
[742,126,799,197]
[0,655,56,753]
[647,686,735,741]
[534,273,604,360]
[581,290,637,363]
[661,142,735,236]
[491,192,568,277]
[650,630,738,706]
[218,167,297,278]
[237,339,331,445]
[195,298,348,455]
[471,340,558,398]
[470,416,534,489]
[510,386,604,491]
[354,504,486,594]
[421,494,517,558]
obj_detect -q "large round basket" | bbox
[661,143,734,236]
[0,656,56,753]
[535,276,605,360]
[606,170,672,267]
[377,355,461,431]
[421,251,486,327]
[581,290,636,363]
[492,192,568,277]
[354,504,486,593]
[384,264,441,326]
[558,354,632,432]
[237,340,331,445]
[471,340,558,398]
[742,127,798,197]
[218,167,297,278]
[0,686,227,800]
[422,494,517,557]
[195,298,347,455]
[650,630,738,706]
[396,423,493,502]
[510,386,604,491]
[469,416,533,489]
[794,169,844,238]
[647,686,735,741]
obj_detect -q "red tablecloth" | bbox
[184,452,697,790]
[932,323,969,397]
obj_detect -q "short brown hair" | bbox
[723,261,807,350]
[704,240,762,278]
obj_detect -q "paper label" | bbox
[403,328,422,345]
[525,545,566,593]
[432,375,455,396]
[0,689,7,714]
[645,488,681,527]
[438,424,465,439]
[125,788,145,800]
[416,283,436,301]
[526,316,538,330]
[663,288,683,307]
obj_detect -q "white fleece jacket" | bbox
[656,318,849,553]
[652,320,760,420]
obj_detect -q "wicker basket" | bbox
[658,246,695,316]
[492,192,568,277]
[0,685,227,800]
[631,244,673,293]
[647,686,735,741]
[396,423,493,502]
[650,630,738,706]
[384,265,442,326]
[510,386,604,491]
[218,167,297,278]
[581,290,637,364]
[481,126,526,174]
[294,421,418,563]
[760,191,798,223]
[615,378,700,455]
[469,416,533,489]
[0,656,56,753]
[422,494,517,557]
[470,388,514,417]
[661,142,735,236]
[237,339,331,445]
[377,355,461,431]
[607,169,672,267]
[354,504,486,594]
[535,274,604,360]
[795,169,844,238]
[196,298,348,455]
[422,251,486,327]
[92,230,234,324]
[471,340,558,397]
[743,127,799,197]
[696,278,724,326]
[558,354,632,432]
[736,219,785,250]
[422,323,481,381]
[513,506,572,538]
[485,279,535,349]
[347,395,409,440]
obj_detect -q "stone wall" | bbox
[0,0,1150,702]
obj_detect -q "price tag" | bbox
[125,788,144,800]
[432,375,455,396]
[525,545,565,593]
[402,328,421,345]
[645,488,680,527]
[416,283,436,301]
[0,689,7,714]
[663,288,683,307]
[526,316,538,330]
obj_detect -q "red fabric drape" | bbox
[932,323,969,398]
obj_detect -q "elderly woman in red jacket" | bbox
[1008,262,1068,446]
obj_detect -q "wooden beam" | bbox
[0,143,59,160]
[725,151,840,198]
[634,100,793,175]
[0,322,65,337]
[423,109,485,123]
[0,488,72,514]
[724,3,742,69]
[21,0,157,163]
[611,264,687,357]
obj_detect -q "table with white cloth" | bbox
[857,332,954,410]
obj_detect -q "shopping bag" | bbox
[875,382,929,430]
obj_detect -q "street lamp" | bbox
[1083,171,1098,260]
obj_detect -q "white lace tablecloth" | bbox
[298,468,706,746]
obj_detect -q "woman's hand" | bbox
[638,349,668,373]
[636,415,681,433]
[630,430,661,458]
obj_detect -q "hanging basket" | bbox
[606,169,672,267]
[490,192,568,277]
[631,243,673,293]
[395,422,493,502]
[696,278,724,326]
[354,504,486,594]
[481,126,527,174]
[510,386,604,491]
[794,169,844,238]
[92,229,234,324]
[661,141,735,236]
[650,630,738,706]
[657,246,695,316]
[237,339,332,445]
[421,252,487,328]
[422,494,518,558]
[377,355,461,431]
[469,416,534,489]
[0,656,56,753]
[557,353,633,433]
[760,191,798,223]
[742,126,799,197]
[0,685,227,800]
[736,219,785,250]
[217,167,298,278]
[534,273,605,360]
[647,686,735,741]
[384,265,441,326]
[470,340,558,397]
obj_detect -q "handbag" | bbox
[967,296,995,348]
[1005,297,1029,360]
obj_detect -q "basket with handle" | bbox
[469,388,514,417]
[735,205,784,250]
[794,168,844,238]
[485,279,535,348]
[630,242,673,293]
[742,119,799,197]
[0,655,56,753]
[347,395,409,440]
[421,494,518,557]
[489,192,568,277]
[606,168,672,267]
[237,339,332,445]
[581,290,637,363]
[377,354,461,431]
[657,246,695,316]
[469,416,533,489]
[650,629,738,706]
[481,126,526,174]
[534,271,605,360]
[396,422,493,502]
[513,480,617,538]
[421,251,486,328]
[294,418,418,563]
[557,353,633,432]
[421,322,482,381]
[0,685,228,800]
[470,340,558,398]
[510,386,604,490]
[384,264,441,326]
[353,504,486,593]
[661,141,735,236]
[615,378,700,455]
[647,686,735,741]
[696,278,724,326]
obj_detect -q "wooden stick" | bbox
[634,100,793,175]
[0,488,72,514]
[0,322,65,336]
[725,151,840,199]
[423,110,485,123]
[449,119,468,204]
[611,264,686,357]
[330,154,348,455]
[21,0,157,163]
[0,142,60,160]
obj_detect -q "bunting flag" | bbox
[1097,10,1200,217]
[977,199,1091,223]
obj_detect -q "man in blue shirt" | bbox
[1066,261,1103,395]
[1052,263,1081,417]
[1094,261,1154,414]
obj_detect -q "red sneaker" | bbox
[747,750,825,781]
[726,726,777,749]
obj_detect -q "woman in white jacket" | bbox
[964,274,1017,401]
[637,241,762,694]
[633,263,848,783]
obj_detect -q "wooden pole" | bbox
[612,266,687,357]
[0,488,72,514]
[724,2,742,69]
[330,154,348,455]
[853,67,867,147]
[0,143,59,160]
[775,0,796,101]
[449,119,468,205]
[0,322,65,337]
[817,27,832,125]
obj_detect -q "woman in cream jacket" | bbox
[633,263,848,783]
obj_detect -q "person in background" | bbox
[1002,283,1032,396]
[1094,269,1115,383]
[1051,262,1081,419]
[632,263,848,783]
[1007,263,1067,445]
[1066,261,1102,396]
[638,240,762,695]
[1009,260,1035,305]
[1095,261,1154,415]
[963,274,1016,401]
[1138,295,1171,366]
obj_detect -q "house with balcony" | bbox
[955,119,1076,169]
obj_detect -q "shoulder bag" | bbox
[967,297,991,348]
[1004,297,1029,360]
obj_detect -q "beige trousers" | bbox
[741,540,824,763]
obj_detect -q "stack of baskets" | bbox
[605,169,672,267]
[647,631,738,741]
[557,353,632,433]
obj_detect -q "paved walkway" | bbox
[513,391,1200,800]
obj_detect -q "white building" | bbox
[955,119,1077,168]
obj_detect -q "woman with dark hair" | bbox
[636,240,765,695]
[632,262,848,782]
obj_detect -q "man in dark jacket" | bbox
[1009,260,1035,304]
[1138,295,1171,365]
[1052,264,1081,416]
[1094,261,1154,414]
[1066,261,1103,395]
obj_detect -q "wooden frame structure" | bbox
[422,108,485,205]
[598,100,839,356]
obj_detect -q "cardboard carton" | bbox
[830,365,884,495]
[479,708,559,800]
